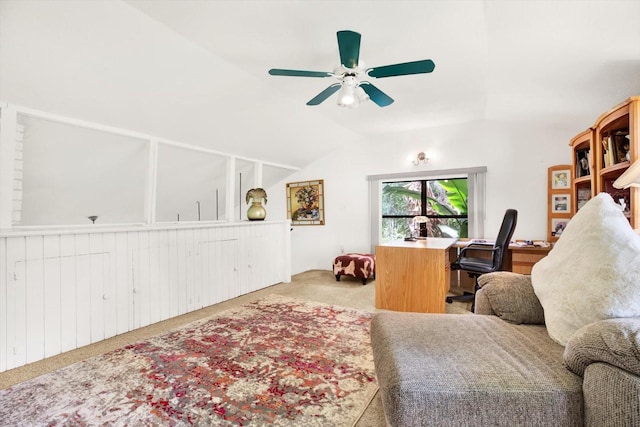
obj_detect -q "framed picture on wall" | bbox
[551,194,571,213]
[286,179,325,225]
[550,218,569,237]
[551,169,571,189]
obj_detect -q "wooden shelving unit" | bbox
[569,96,639,228]
[570,128,595,214]
[594,96,639,228]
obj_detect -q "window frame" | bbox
[381,178,469,241]
[368,167,487,251]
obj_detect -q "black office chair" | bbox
[446,209,518,310]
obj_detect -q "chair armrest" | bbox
[458,244,498,258]
[474,272,545,324]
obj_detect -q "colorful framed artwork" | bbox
[551,194,571,213]
[286,179,325,225]
[551,169,570,189]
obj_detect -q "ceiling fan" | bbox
[268,30,435,108]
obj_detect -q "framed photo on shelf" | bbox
[551,194,571,213]
[551,168,570,189]
[286,179,325,226]
[550,218,569,237]
[612,133,631,164]
[576,187,591,210]
[575,150,590,177]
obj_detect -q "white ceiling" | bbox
[1,0,639,168]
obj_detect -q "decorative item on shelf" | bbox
[88,215,98,224]
[576,149,590,177]
[412,152,429,166]
[577,187,591,210]
[245,188,267,221]
[602,131,631,168]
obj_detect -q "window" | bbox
[18,114,148,226]
[156,144,228,222]
[368,167,486,250]
[381,178,468,242]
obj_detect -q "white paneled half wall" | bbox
[0,220,291,372]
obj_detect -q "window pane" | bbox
[425,178,468,238]
[18,114,148,226]
[156,145,227,222]
[381,217,413,243]
[426,179,467,215]
[235,159,255,222]
[381,181,421,216]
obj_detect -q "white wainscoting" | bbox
[0,220,291,372]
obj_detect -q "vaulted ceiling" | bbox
[1,0,639,168]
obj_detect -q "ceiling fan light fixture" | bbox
[337,75,360,107]
[337,87,356,107]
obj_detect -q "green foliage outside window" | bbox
[381,178,468,242]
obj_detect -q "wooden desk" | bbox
[375,238,458,313]
[510,246,551,274]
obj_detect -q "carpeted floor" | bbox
[0,269,472,426]
[0,295,378,426]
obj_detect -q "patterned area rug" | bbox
[0,295,377,426]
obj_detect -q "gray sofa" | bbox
[370,271,640,426]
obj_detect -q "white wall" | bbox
[268,119,570,275]
[0,0,596,276]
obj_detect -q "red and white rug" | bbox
[0,295,377,426]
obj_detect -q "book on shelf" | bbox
[602,132,630,168]
[602,136,615,168]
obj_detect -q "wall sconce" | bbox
[412,152,429,165]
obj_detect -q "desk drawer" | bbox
[511,252,547,274]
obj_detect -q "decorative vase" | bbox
[246,188,267,221]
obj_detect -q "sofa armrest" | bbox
[564,317,640,377]
[474,272,545,324]
[583,363,640,426]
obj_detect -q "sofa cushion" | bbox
[531,193,640,346]
[477,272,545,324]
[564,317,640,377]
[370,312,583,426]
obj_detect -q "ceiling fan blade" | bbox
[337,30,361,69]
[367,59,435,78]
[307,83,342,105]
[269,69,333,78]
[359,82,394,107]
